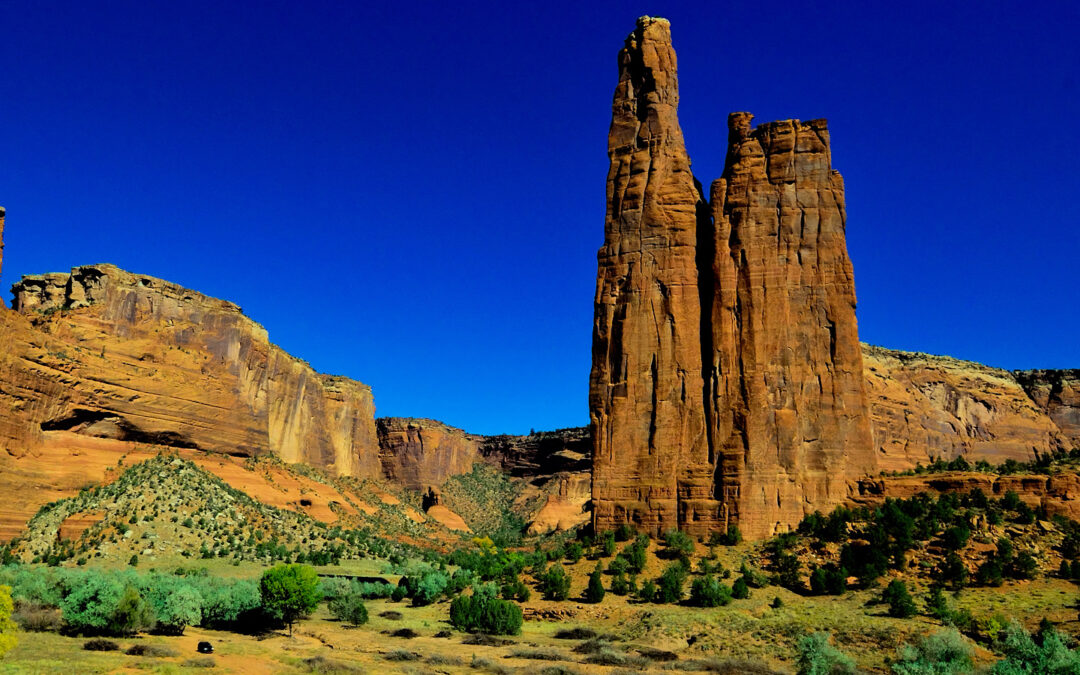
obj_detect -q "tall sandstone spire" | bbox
[590,16,714,536]
[590,18,876,540]
[707,114,875,538]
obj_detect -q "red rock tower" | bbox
[590,16,715,536]
[590,19,876,539]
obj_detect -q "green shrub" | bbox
[147,582,201,635]
[410,569,449,607]
[61,573,126,635]
[654,562,688,603]
[989,620,1080,673]
[891,628,973,674]
[732,576,750,600]
[689,575,731,607]
[448,591,522,635]
[259,564,321,635]
[662,530,695,558]
[883,580,916,619]
[625,539,648,574]
[539,565,571,601]
[796,632,854,675]
[637,579,656,603]
[328,592,368,626]
[199,579,260,629]
[584,565,605,604]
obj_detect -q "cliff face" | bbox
[589,16,711,537]
[863,346,1068,470]
[1015,370,1080,450]
[590,17,875,539]
[375,417,483,491]
[2,265,379,476]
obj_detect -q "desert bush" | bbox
[732,576,750,599]
[739,562,770,589]
[328,591,368,626]
[662,530,695,558]
[463,632,514,646]
[624,539,648,574]
[890,628,973,674]
[12,600,63,632]
[302,655,365,674]
[470,655,512,673]
[584,565,605,603]
[795,632,855,675]
[554,626,596,640]
[989,620,1080,673]
[509,648,568,660]
[182,656,216,667]
[83,638,120,651]
[638,645,678,661]
[883,580,916,619]
[125,643,180,657]
[449,589,522,635]
[539,565,571,601]
[384,648,420,661]
[655,562,688,603]
[689,575,731,607]
[379,610,403,620]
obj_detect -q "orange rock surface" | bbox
[863,345,1069,471]
[590,17,875,539]
[589,16,712,538]
[375,417,483,490]
[2,265,380,477]
[1016,370,1080,450]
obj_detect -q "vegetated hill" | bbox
[1,454,443,567]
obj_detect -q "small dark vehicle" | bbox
[197,641,214,654]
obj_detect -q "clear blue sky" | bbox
[1,1,1077,435]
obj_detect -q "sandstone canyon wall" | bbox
[591,17,876,539]
[376,417,484,491]
[1,264,380,477]
[1015,370,1080,450]
[863,346,1070,471]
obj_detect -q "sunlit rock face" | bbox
[3,264,380,477]
[591,17,875,540]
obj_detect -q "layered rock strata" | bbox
[590,17,876,539]
[863,346,1069,470]
[376,417,484,491]
[1015,370,1080,450]
[2,264,380,476]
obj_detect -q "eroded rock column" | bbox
[707,113,876,538]
[589,17,713,536]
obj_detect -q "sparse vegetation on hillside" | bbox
[1,455,426,568]
[439,464,530,545]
